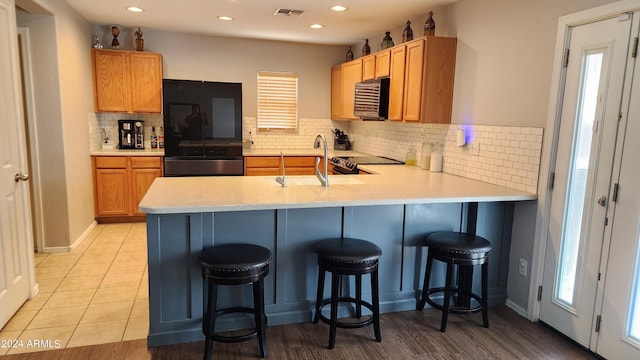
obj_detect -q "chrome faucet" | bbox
[314,134,329,187]
[275,152,286,187]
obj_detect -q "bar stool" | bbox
[199,244,272,359]
[416,231,491,332]
[313,238,382,349]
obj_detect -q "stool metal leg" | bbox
[328,272,340,349]
[440,260,454,332]
[313,268,325,324]
[482,260,489,328]
[203,280,218,360]
[417,253,434,311]
[355,274,362,318]
[371,268,382,342]
[253,279,268,358]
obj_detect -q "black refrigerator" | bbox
[162,79,244,176]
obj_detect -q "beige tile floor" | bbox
[0,223,149,355]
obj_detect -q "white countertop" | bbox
[243,148,368,157]
[139,165,536,214]
[91,148,165,156]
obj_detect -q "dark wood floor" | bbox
[3,307,597,359]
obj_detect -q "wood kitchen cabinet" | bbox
[388,45,407,121]
[92,156,163,223]
[331,36,456,124]
[375,50,391,78]
[402,39,426,122]
[362,55,375,80]
[91,49,163,113]
[244,156,322,176]
[393,37,457,123]
[330,59,363,120]
[331,65,343,119]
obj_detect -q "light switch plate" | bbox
[468,142,480,156]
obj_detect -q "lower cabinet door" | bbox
[95,168,130,216]
[131,168,163,215]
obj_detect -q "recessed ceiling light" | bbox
[217,16,233,21]
[310,24,324,29]
[126,6,144,13]
[330,5,348,12]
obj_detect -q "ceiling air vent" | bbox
[273,8,304,17]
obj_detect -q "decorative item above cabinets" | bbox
[381,31,394,50]
[91,49,163,113]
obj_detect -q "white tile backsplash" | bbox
[349,121,543,194]
[90,112,163,150]
[242,117,346,150]
[88,112,543,194]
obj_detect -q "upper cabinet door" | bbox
[388,46,406,121]
[341,59,363,120]
[130,52,163,113]
[91,49,163,113]
[402,39,425,122]
[331,65,343,119]
[362,55,375,81]
[375,50,391,78]
[92,50,130,112]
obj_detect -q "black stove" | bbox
[330,155,404,174]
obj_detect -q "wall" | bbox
[17,0,95,250]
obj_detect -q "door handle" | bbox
[597,195,607,207]
[14,173,29,182]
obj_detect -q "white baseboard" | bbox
[41,221,97,252]
[505,299,529,319]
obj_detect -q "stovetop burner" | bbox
[330,155,404,174]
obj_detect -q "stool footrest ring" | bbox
[424,287,483,314]
[203,306,267,343]
[317,297,375,329]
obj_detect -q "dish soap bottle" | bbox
[150,126,158,149]
[405,145,416,166]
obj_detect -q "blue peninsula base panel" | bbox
[145,202,513,346]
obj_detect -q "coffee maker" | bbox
[118,120,145,149]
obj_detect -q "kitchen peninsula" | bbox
[139,165,536,346]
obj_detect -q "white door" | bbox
[595,29,640,358]
[0,0,32,328]
[539,15,633,348]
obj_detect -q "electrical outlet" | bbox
[468,142,480,156]
[519,258,528,277]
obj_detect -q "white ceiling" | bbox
[63,0,457,45]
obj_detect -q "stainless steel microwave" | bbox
[353,78,390,120]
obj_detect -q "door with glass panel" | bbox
[539,15,632,348]
[595,24,640,357]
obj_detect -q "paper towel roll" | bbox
[456,129,466,147]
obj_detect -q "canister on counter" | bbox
[420,142,432,170]
[430,143,443,172]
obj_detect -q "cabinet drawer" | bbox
[284,156,316,167]
[245,168,281,176]
[245,157,280,168]
[94,156,127,169]
[131,156,162,169]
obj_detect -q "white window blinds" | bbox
[257,71,298,133]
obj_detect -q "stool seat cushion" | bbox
[316,238,381,263]
[425,232,492,258]
[200,244,272,273]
